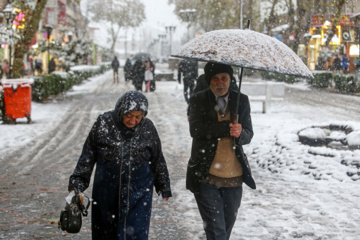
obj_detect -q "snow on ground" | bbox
[0,72,106,156]
[1,71,360,239]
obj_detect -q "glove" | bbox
[66,191,84,205]
[157,193,170,203]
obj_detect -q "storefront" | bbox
[307,14,358,72]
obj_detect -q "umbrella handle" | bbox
[232,114,239,147]
[232,114,238,124]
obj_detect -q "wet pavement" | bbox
[0,70,204,240]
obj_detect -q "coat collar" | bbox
[206,88,240,120]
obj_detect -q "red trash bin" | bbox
[2,79,34,124]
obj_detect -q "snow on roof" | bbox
[1,78,34,85]
[271,24,290,33]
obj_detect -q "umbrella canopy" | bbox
[133,52,152,63]
[172,29,313,79]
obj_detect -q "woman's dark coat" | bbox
[131,60,145,91]
[187,87,256,194]
[124,59,132,82]
[68,91,172,239]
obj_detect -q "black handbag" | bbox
[58,192,90,233]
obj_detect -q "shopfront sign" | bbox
[311,14,355,27]
[331,14,355,26]
[58,0,67,27]
[311,15,326,27]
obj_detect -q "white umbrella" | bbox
[172,29,313,79]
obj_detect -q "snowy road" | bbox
[0,69,359,239]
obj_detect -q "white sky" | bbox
[140,0,186,39]
[81,0,186,50]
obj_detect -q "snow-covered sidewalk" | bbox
[1,70,359,239]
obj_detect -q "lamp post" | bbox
[350,14,360,59]
[240,0,243,29]
[68,31,73,42]
[179,9,197,42]
[165,26,176,55]
[3,1,16,78]
[158,34,167,61]
[153,38,159,59]
[350,13,360,76]
[45,25,53,73]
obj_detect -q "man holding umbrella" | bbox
[187,62,256,240]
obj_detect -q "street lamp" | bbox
[3,1,16,78]
[68,31,73,42]
[45,25,53,73]
[179,9,197,42]
[165,26,176,55]
[3,2,14,21]
[158,34,167,61]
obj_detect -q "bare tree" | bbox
[169,0,260,33]
[88,0,145,53]
[12,0,48,78]
[265,0,280,35]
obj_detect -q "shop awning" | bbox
[350,12,360,19]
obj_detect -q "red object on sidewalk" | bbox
[2,79,33,123]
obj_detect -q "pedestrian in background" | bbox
[29,56,34,76]
[48,57,56,73]
[67,90,172,239]
[1,59,10,79]
[124,58,132,82]
[323,57,330,71]
[187,62,256,240]
[35,57,42,75]
[178,59,198,104]
[131,59,145,91]
[111,56,120,83]
[341,54,349,74]
[144,57,155,92]
[332,54,342,73]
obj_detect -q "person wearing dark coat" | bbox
[131,59,145,91]
[48,57,56,73]
[187,62,256,240]
[178,59,198,104]
[341,54,349,74]
[111,56,120,83]
[124,58,132,82]
[332,54,342,73]
[68,91,172,240]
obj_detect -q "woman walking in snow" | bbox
[67,91,172,239]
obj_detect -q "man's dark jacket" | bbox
[178,59,198,83]
[187,88,256,193]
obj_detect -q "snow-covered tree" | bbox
[169,0,261,32]
[10,0,48,78]
[88,0,146,53]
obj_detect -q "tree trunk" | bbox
[12,0,48,79]
[266,0,279,35]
